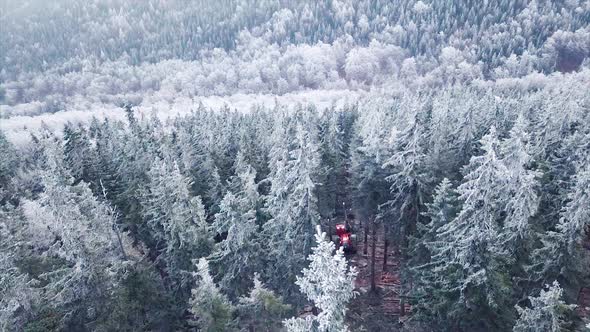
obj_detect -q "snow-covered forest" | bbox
[1,0,589,331]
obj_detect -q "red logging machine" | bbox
[332,223,356,254]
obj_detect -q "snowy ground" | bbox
[0,89,364,145]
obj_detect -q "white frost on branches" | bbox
[513,281,576,332]
[284,226,357,332]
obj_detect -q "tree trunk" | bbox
[383,235,389,271]
[363,220,368,256]
[399,243,405,316]
[370,219,377,293]
[400,293,405,316]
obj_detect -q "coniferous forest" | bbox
[1,0,590,331]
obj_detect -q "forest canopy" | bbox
[0,0,589,331]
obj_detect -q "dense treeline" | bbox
[1,74,589,330]
[2,0,589,118]
[1,0,590,330]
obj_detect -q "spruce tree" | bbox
[237,274,292,331]
[410,178,459,321]
[283,226,357,332]
[264,123,322,300]
[528,162,590,290]
[21,138,130,328]
[434,127,513,329]
[499,114,541,256]
[142,157,213,292]
[189,258,234,332]
[210,152,263,298]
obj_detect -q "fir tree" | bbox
[499,114,541,256]
[528,162,590,289]
[410,178,459,321]
[20,138,130,328]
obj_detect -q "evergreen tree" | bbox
[499,114,541,256]
[189,258,235,332]
[210,152,263,298]
[410,178,459,321]
[382,111,431,237]
[0,131,18,204]
[20,138,130,329]
[434,127,513,329]
[142,157,213,293]
[237,273,292,331]
[283,226,357,332]
[349,107,391,224]
[528,162,590,291]
[264,123,322,300]
[317,107,350,219]
[62,123,95,186]
[0,206,39,331]
[513,281,576,332]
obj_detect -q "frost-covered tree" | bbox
[382,110,431,230]
[433,127,513,329]
[0,131,18,203]
[283,226,357,332]
[189,258,234,332]
[237,273,292,331]
[513,281,575,332]
[210,152,263,298]
[528,162,590,288]
[382,108,433,297]
[264,122,322,299]
[499,114,541,254]
[174,120,224,211]
[317,107,351,219]
[410,178,459,320]
[142,157,213,292]
[20,138,131,328]
[0,206,39,331]
[349,106,391,223]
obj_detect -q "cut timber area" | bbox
[346,220,411,331]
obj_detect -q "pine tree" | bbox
[0,206,39,331]
[349,107,391,225]
[189,258,234,332]
[0,131,18,204]
[317,107,349,219]
[283,226,357,332]
[382,111,431,234]
[174,121,224,212]
[62,123,95,186]
[20,138,130,327]
[513,281,575,332]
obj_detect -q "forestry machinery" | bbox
[332,223,357,254]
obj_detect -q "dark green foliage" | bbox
[95,264,179,332]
